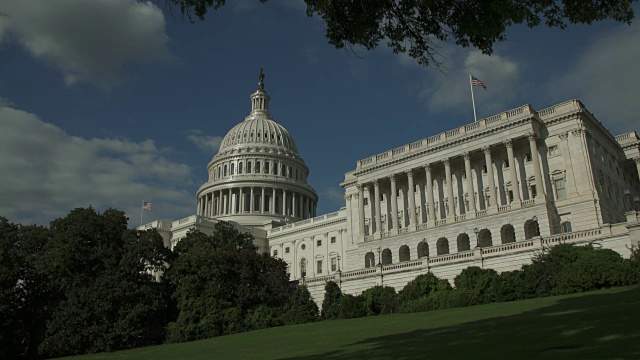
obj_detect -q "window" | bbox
[223,165,228,176]
[317,239,322,247]
[331,257,337,271]
[482,165,487,174]
[503,159,510,168]
[285,247,290,254]
[300,259,306,277]
[331,236,336,244]
[247,161,252,173]
[508,190,514,203]
[554,178,567,200]
[531,185,537,198]
[230,163,235,175]
[363,198,369,206]
[288,166,292,178]
[273,249,278,256]
[316,260,323,274]
[561,221,573,233]
[525,153,532,162]
[549,145,559,157]
[264,161,269,174]
[256,161,260,173]
[238,162,243,174]
[301,244,306,250]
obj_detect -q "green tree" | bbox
[165,222,291,342]
[321,281,343,320]
[36,208,174,358]
[361,286,397,316]
[281,285,319,325]
[339,294,366,319]
[166,0,637,68]
[554,247,630,294]
[453,266,499,305]
[397,272,451,305]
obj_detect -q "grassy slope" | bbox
[67,286,640,360]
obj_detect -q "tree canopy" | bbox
[167,0,637,68]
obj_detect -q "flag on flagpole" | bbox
[471,75,488,90]
[142,201,152,210]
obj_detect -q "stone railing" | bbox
[521,199,535,207]
[482,240,535,255]
[356,104,535,170]
[541,228,602,246]
[383,260,423,272]
[436,219,447,226]
[455,214,466,222]
[268,210,346,235]
[498,204,511,213]
[429,251,475,264]
[476,210,488,217]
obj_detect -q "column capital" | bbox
[345,194,352,201]
[462,151,470,160]
[527,132,538,142]
[356,183,363,190]
[634,157,640,165]
[406,169,414,177]
[503,138,513,148]
[353,192,359,199]
[482,146,491,155]
[558,132,569,141]
[388,174,396,183]
[424,164,431,172]
[373,179,379,187]
[443,158,450,167]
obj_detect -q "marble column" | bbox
[217,191,222,215]
[504,139,521,206]
[282,189,287,216]
[558,133,578,196]
[635,157,640,184]
[407,170,417,226]
[358,184,366,236]
[425,164,435,225]
[250,187,255,213]
[444,159,455,217]
[299,195,303,219]
[239,187,244,213]
[292,192,297,218]
[230,189,236,214]
[389,175,398,229]
[261,187,265,213]
[463,152,476,216]
[374,180,382,235]
[223,193,228,215]
[272,188,276,214]
[528,132,545,198]
[483,146,497,208]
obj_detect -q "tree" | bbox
[36,208,174,358]
[165,222,291,342]
[281,285,319,325]
[397,272,451,305]
[361,286,397,316]
[453,266,499,305]
[339,294,366,319]
[321,281,342,320]
[166,0,637,68]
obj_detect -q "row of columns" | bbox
[198,187,317,219]
[355,133,545,237]
[211,158,305,182]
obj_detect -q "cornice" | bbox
[267,218,347,240]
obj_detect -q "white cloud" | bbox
[0,0,173,89]
[549,22,640,133]
[0,104,194,226]
[320,187,345,208]
[419,50,521,116]
[186,129,223,153]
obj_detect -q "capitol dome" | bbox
[195,70,318,228]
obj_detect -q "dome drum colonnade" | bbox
[196,70,318,226]
[352,128,547,241]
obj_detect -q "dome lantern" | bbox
[250,68,270,117]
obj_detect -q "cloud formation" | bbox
[0,0,173,89]
[186,129,223,153]
[0,104,194,226]
[549,22,640,133]
[419,50,521,116]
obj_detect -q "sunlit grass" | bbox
[66,286,640,360]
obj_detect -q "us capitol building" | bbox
[141,71,640,301]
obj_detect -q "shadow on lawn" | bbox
[282,286,640,360]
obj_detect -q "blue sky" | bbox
[1,0,639,226]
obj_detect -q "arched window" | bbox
[230,163,235,175]
[265,161,269,174]
[218,166,221,178]
[399,245,410,262]
[281,164,286,176]
[524,220,539,239]
[365,252,375,268]
[223,165,228,176]
[256,161,261,173]
[381,248,392,265]
[288,166,292,178]
[238,162,243,174]
[478,229,492,247]
[436,237,449,255]
[272,163,277,175]
[457,233,471,251]
[501,224,516,243]
[417,241,429,258]
[247,161,252,173]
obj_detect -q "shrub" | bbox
[397,273,451,305]
[321,281,343,320]
[361,286,397,316]
[339,294,366,319]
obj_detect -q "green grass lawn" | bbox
[66,286,640,360]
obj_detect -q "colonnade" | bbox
[210,157,306,183]
[198,187,317,220]
[355,133,545,237]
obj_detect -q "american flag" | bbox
[471,76,488,90]
[142,201,152,210]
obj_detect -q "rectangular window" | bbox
[482,165,487,174]
[549,145,559,157]
[331,236,336,244]
[555,178,567,200]
[363,198,369,206]
[561,221,573,233]
[273,250,278,256]
[531,185,537,198]
[317,260,322,274]
[508,190,514,202]
[317,239,322,247]
[285,247,290,254]
[525,153,532,162]
[503,159,510,168]
[331,257,337,272]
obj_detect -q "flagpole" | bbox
[140,201,144,227]
[469,73,478,122]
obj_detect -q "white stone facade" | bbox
[140,74,640,304]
